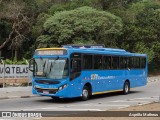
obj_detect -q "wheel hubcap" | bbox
[125,84,128,93]
[83,89,88,98]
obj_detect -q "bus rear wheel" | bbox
[81,86,90,101]
[123,81,130,95]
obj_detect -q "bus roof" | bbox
[62,44,126,52]
[35,45,147,57]
[62,45,146,57]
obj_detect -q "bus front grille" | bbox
[35,88,58,94]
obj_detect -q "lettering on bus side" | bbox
[82,74,116,80]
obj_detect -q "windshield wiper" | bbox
[49,57,59,73]
[49,62,53,73]
[42,60,46,76]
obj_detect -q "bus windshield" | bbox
[34,58,68,79]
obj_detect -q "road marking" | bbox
[137,102,152,106]
[133,97,158,100]
[89,104,130,106]
[111,96,160,102]
[118,106,130,109]
[112,100,149,103]
[151,96,159,98]
[8,96,20,99]
[9,103,130,111]
[130,97,159,100]
[31,107,103,111]
[75,104,130,107]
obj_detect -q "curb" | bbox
[0,95,37,100]
[147,79,159,83]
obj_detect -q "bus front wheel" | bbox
[123,81,130,95]
[51,96,59,101]
[81,86,90,101]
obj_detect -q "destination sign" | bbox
[37,50,67,55]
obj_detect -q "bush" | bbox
[5,58,28,65]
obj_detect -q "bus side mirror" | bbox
[29,58,34,72]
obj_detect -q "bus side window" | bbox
[70,59,81,80]
[103,56,111,69]
[94,55,103,69]
[83,54,93,70]
[71,60,81,72]
[112,56,119,69]
[140,57,146,69]
[120,57,126,69]
[133,57,140,69]
[128,57,133,69]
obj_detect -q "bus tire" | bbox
[51,96,59,101]
[123,81,130,95]
[81,86,90,101]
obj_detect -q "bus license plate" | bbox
[43,90,49,94]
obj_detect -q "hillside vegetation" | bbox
[0,0,160,73]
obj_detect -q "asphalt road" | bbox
[0,81,159,111]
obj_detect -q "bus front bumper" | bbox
[32,84,77,98]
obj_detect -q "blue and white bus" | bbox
[29,45,147,100]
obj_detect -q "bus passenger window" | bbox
[140,57,146,68]
[133,57,140,69]
[120,57,127,69]
[103,56,111,69]
[112,56,119,69]
[83,55,93,70]
[94,55,103,69]
[128,57,134,69]
[71,60,80,73]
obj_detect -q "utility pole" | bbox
[0,57,5,88]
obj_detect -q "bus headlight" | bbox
[58,84,68,91]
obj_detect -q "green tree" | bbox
[0,0,58,60]
[135,42,154,63]
[48,0,99,15]
[37,6,122,48]
[116,0,160,66]
[32,13,51,39]
[0,0,30,61]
